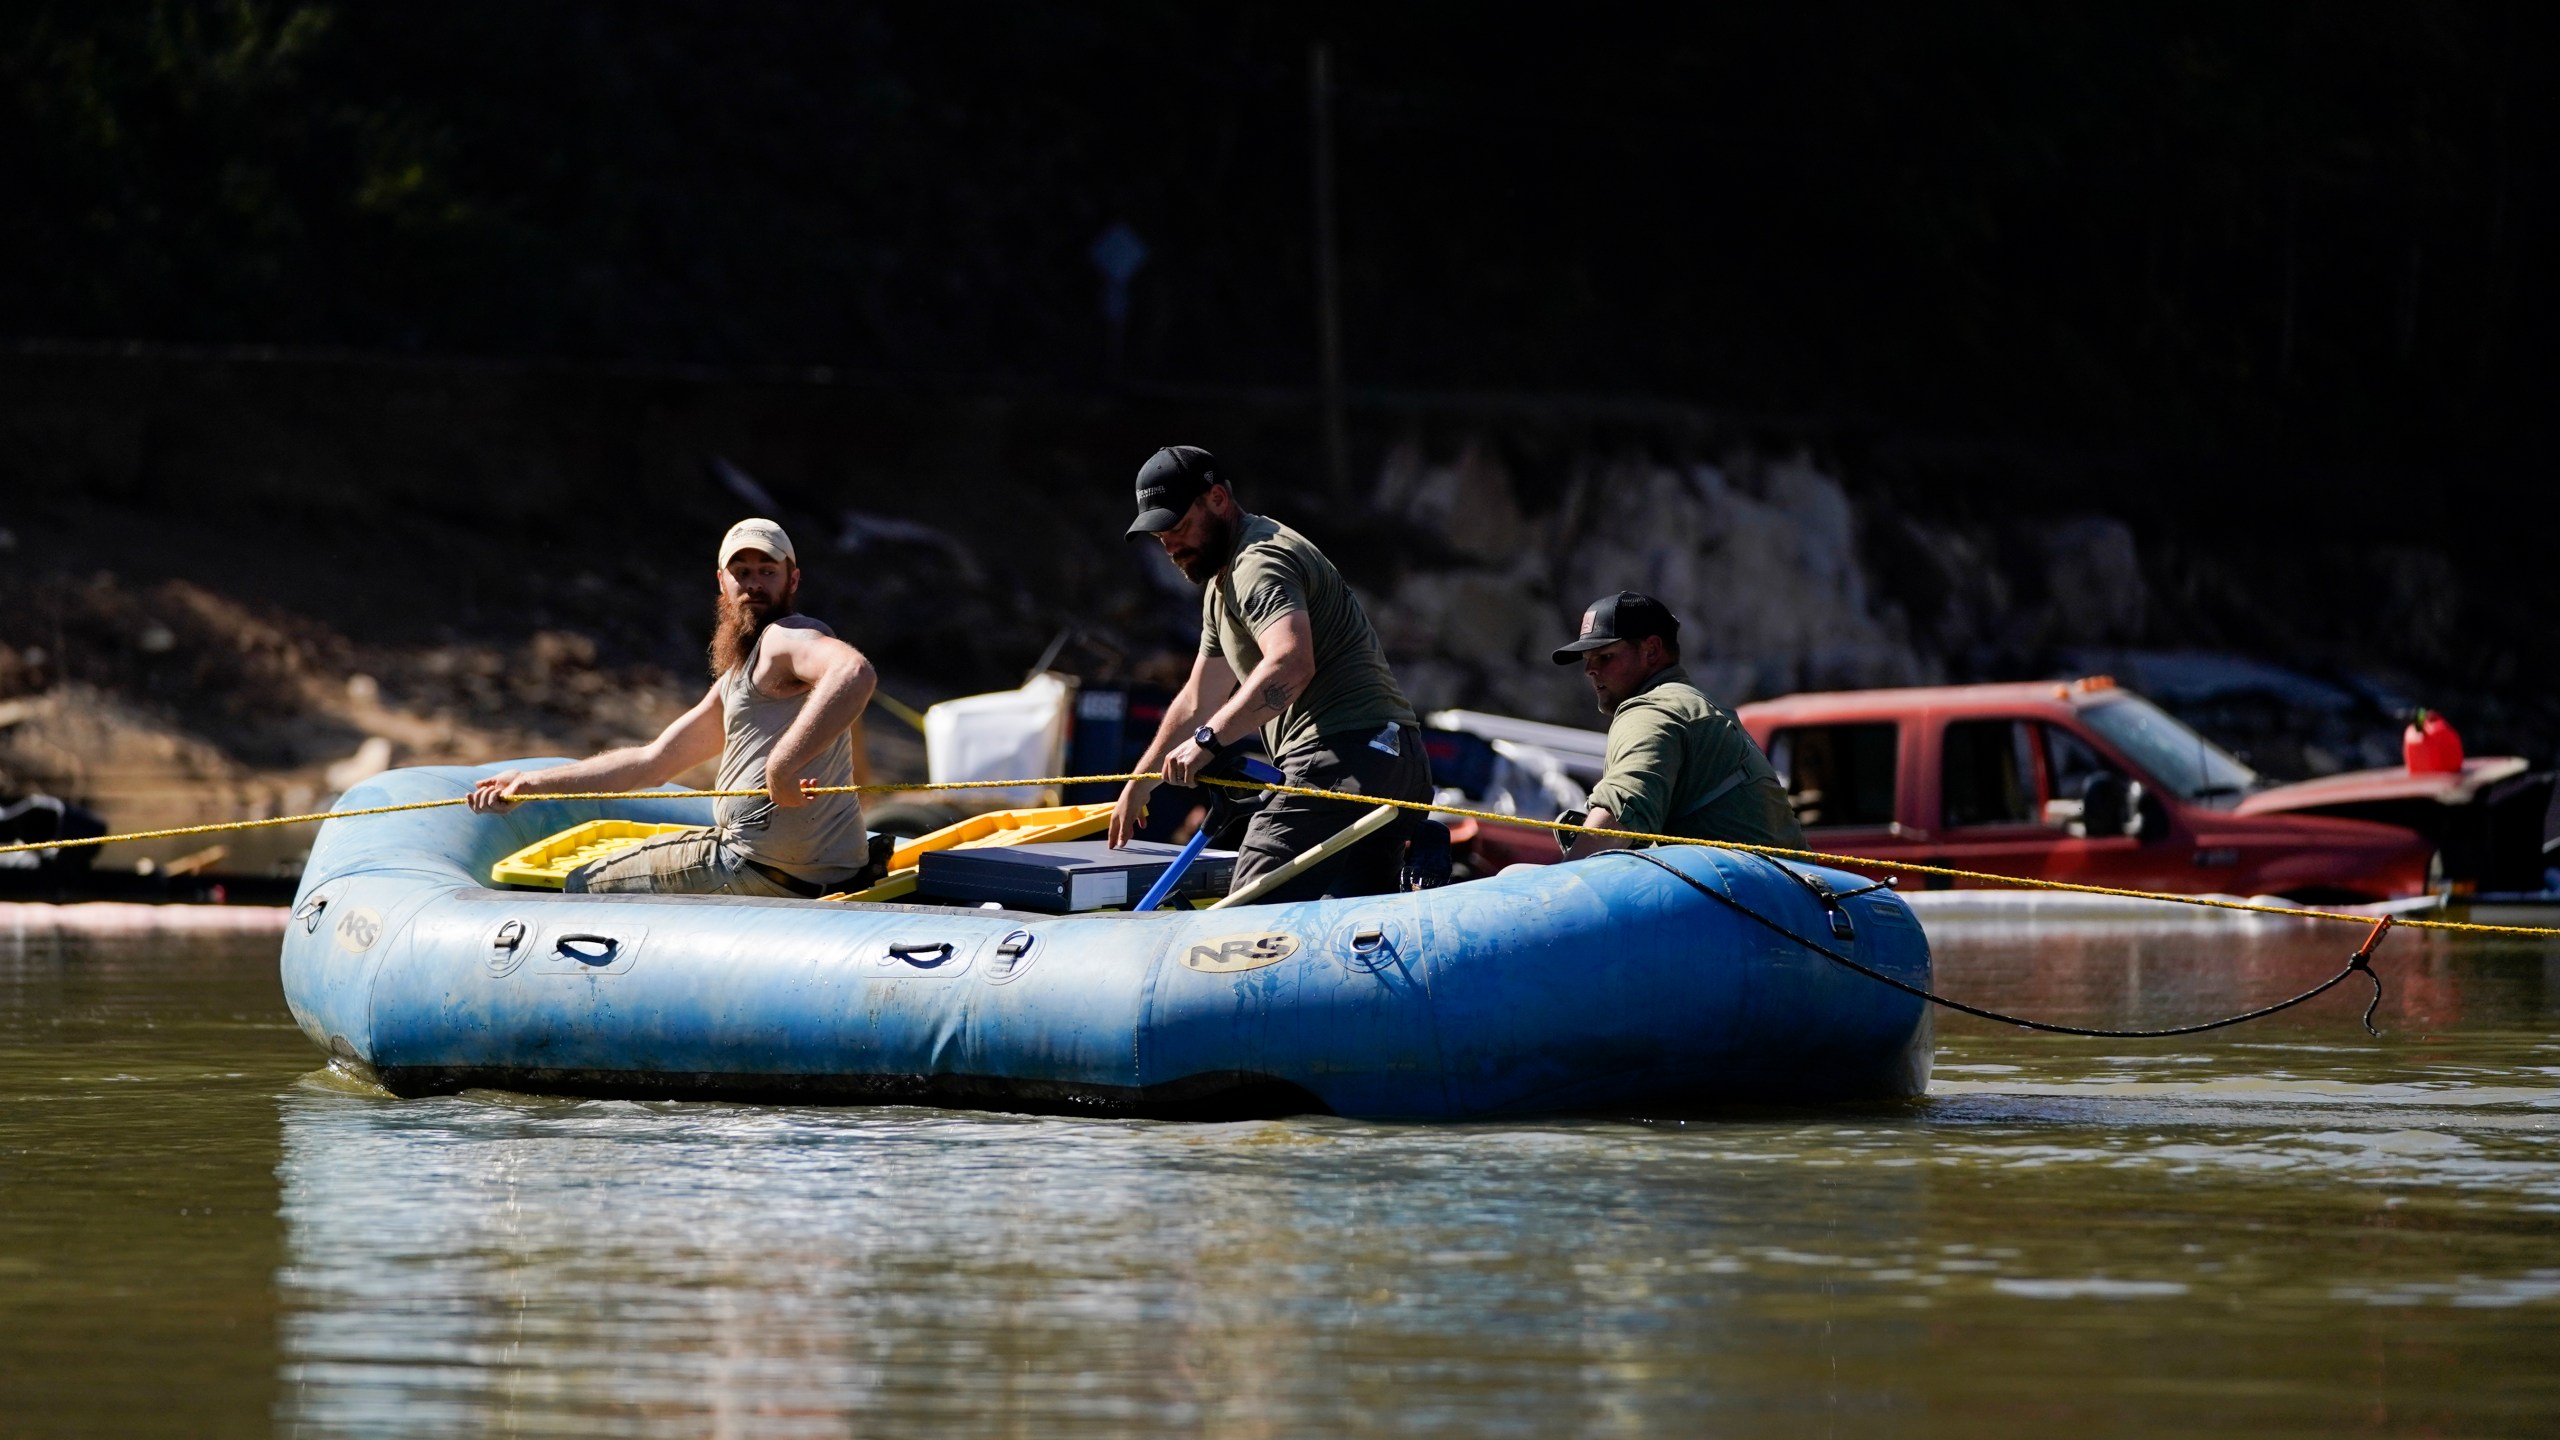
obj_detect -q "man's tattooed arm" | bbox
[1257,678,1296,715]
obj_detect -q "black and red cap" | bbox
[1552,591,1680,664]
[1125,445,1225,539]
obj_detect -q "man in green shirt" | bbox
[1110,445,1432,901]
[1550,591,1805,859]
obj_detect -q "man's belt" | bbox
[740,832,894,899]
[741,857,824,898]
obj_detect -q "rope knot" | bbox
[2348,915,2393,1036]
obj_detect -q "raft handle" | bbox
[888,940,956,966]
[1352,926,1385,949]
[295,893,329,934]
[556,933,621,966]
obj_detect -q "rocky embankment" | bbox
[6,439,2537,882]
[2,349,2546,877]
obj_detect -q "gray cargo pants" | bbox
[1228,725,1434,904]
[564,828,805,898]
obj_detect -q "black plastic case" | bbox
[914,839,1236,913]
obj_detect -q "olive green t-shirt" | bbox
[1201,513,1418,758]
[1588,665,1806,850]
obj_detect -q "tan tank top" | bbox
[713,622,866,883]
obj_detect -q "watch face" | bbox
[1195,726,1219,748]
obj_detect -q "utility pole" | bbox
[1309,42,1350,503]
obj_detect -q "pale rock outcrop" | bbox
[1374,439,1528,564]
[1549,452,1921,707]
[1374,559,1574,718]
[1272,443,2177,727]
[1367,445,1942,722]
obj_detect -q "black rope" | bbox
[1770,863,1893,906]
[1616,849,2391,1039]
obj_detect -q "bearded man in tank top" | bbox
[465,518,880,897]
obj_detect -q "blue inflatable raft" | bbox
[279,763,1934,1119]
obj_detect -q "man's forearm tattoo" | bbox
[1258,678,1295,714]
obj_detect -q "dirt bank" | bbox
[0,571,932,871]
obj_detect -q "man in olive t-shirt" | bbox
[1109,446,1432,902]
[1550,591,1805,859]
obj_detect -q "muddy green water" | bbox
[3,918,2557,1438]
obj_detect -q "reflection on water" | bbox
[9,918,2560,1436]
[0,931,298,1438]
[282,1093,1947,1436]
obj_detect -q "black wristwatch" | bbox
[1192,725,1225,757]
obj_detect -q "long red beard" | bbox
[709,591,786,677]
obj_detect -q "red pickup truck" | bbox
[1731,678,2439,902]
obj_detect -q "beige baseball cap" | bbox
[717,517,796,568]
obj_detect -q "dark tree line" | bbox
[6,3,2555,509]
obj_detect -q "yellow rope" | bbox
[8,769,2556,937]
[867,691,930,734]
[0,775,1155,860]
[1182,776,2560,938]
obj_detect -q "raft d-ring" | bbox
[986,929,1039,984]
[294,893,329,934]
[486,920,529,977]
[1340,920,1403,973]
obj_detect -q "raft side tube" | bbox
[280,763,1935,1118]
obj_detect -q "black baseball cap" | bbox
[1552,591,1680,664]
[1124,445,1225,539]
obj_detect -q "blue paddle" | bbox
[1132,826,1212,913]
[1133,757,1281,911]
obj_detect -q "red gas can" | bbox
[2403,708,2465,774]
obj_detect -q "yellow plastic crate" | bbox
[491,819,700,889]
[826,802,1114,903]
[884,802,1115,869]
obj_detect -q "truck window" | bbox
[2042,724,2124,803]
[1942,719,2037,828]
[2077,694,2257,802]
[1768,723,1897,829]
